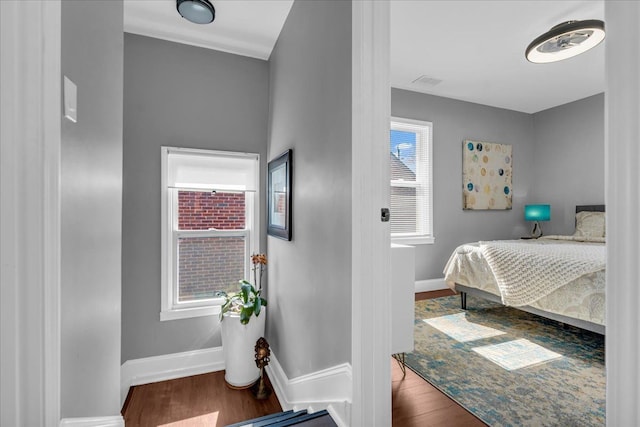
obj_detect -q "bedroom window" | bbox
[160,147,259,321]
[390,117,434,244]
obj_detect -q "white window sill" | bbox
[160,305,221,321]
[391,236,435,245]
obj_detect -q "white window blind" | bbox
[167,148,258,192]
[390,117,434,244]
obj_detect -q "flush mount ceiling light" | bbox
[525,19,605,63]
[177,0,215,25]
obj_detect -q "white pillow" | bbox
[574,211,605,238]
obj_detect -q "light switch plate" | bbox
[63,76,77,123]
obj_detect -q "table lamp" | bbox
[524,204,550,238]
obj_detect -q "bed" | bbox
[444,205,606,334]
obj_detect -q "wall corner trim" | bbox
[59,416,124,427]
[265,352,352,426]
[120,347,225,405]
[326,402,352,427]
[415,278,448,293]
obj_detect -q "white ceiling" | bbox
[124,0,293,60]
[124,0,605,114]
[391,1,605,113]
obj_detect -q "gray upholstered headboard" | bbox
[576,205,605,213]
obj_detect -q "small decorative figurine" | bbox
[251,337,271,399]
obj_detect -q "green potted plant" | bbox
[217,253,268,388]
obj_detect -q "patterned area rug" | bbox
[407,295,605,426]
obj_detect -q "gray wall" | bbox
[391,89,536,281]
[267,0,352,378]
[531,94,605,235]
[60,0,123,417]
[121,34,269,362]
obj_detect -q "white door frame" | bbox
[0,1,62,426]
[604,2,640,425]
[351,1,392,425]
[351,1,640,426]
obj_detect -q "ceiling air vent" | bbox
[412,75,443,86]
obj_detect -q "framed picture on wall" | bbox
[267,149,292,240]
[462,140,512,210]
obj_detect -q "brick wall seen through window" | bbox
[177,191,246,300]
[178,191,245,230]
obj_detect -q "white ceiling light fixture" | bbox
[526,19,605,64]
[177,0,215,25]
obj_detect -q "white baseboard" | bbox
[415,278,448,293]
[120,347,224,405]
[59,416,124,427]
[265,352,351,426]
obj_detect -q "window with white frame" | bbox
[390,117,434,244]
[161,147,260,321]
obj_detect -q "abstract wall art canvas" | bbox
[462,140,512,210]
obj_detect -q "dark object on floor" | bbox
[225,409,337,427]
[252,336,272,399]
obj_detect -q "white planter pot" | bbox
[221,308,266,388]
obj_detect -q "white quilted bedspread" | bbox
[479,241,606,306]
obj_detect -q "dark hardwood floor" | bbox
[392,355,486,427]
[122,371,282,427]
[392,289,486,427]
[122,289,485,426]
[415,288,457,301]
